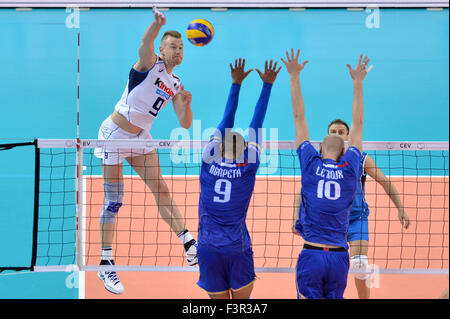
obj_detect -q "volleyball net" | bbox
[0,139,448,275]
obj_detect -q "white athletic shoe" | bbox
[186,239,198,266]
[98,260,124,295]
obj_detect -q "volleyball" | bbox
[186,19,214,46]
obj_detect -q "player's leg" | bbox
[323,251,350,299]
[440,287,449,299]
[197,245,231,299]
[348,214,370,299]
[229,248,256,299]
[231,282,254,299]
[209,291,231,299]
[296,249,325,299]
[126,149,197,265]
[127,150,185,231]
[98,162,125,294]
[93,116,129,294]
[348,210,371,299]
[349,239,370,299]
[101,163,124,248]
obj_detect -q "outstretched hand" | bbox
[230,58,253,85]
[346,54,372,82]
[280,49,309,77]
[177,85,192,106]
[398,208,411,230]
[256,60,282,84]
[152,5,166,26]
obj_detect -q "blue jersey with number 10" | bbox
[295,141,362,250]
[198,138,261,251]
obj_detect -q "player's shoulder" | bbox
[171,72,181,81]
[171,73,182,91]
[345,146,362,158]
[298,140,312,151]
[148,55,164,71]
[149,56,167,73]
[340,147,363,173]
[297,140,319,160]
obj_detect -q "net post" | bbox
[30,139,40,271]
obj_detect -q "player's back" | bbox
[296,141,362,249]
[198,139,260,250]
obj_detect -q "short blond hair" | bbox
[161,30,182,42]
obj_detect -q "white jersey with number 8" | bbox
[114,56,182,132]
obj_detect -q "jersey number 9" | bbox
[149,97,165,117]
[213,179,232,203]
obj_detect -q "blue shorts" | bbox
[296,248,349,299]
[197,245,256,294]
[347,214,369,242]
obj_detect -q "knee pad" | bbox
[100,182,124,224]
[350,255,370,280]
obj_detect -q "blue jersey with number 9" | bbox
[198,137,261,250]
[295,141,362,250]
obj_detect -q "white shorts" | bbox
[94,116,155,165]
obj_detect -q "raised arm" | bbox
[204,59,252,163]
[347,54,371,152]
[214,58,253,139]
[248,60,281,147]
[281,49,309,149]
[133,6,165,72]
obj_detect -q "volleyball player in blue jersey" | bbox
[282,49,369,299]
[328,119,410,298]
[292,96,411,298]
[196,58,281,299]
[294,120,410,299]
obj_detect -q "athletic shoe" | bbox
[98,259,124,294]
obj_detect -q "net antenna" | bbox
[75,31,85,271]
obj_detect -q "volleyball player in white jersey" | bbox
[94,7,197,295]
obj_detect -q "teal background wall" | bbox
[0,8,448,298]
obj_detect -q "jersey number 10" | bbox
[317,179,341,200]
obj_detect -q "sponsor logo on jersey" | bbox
[156,88,171,100]
[154,77,175,97]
